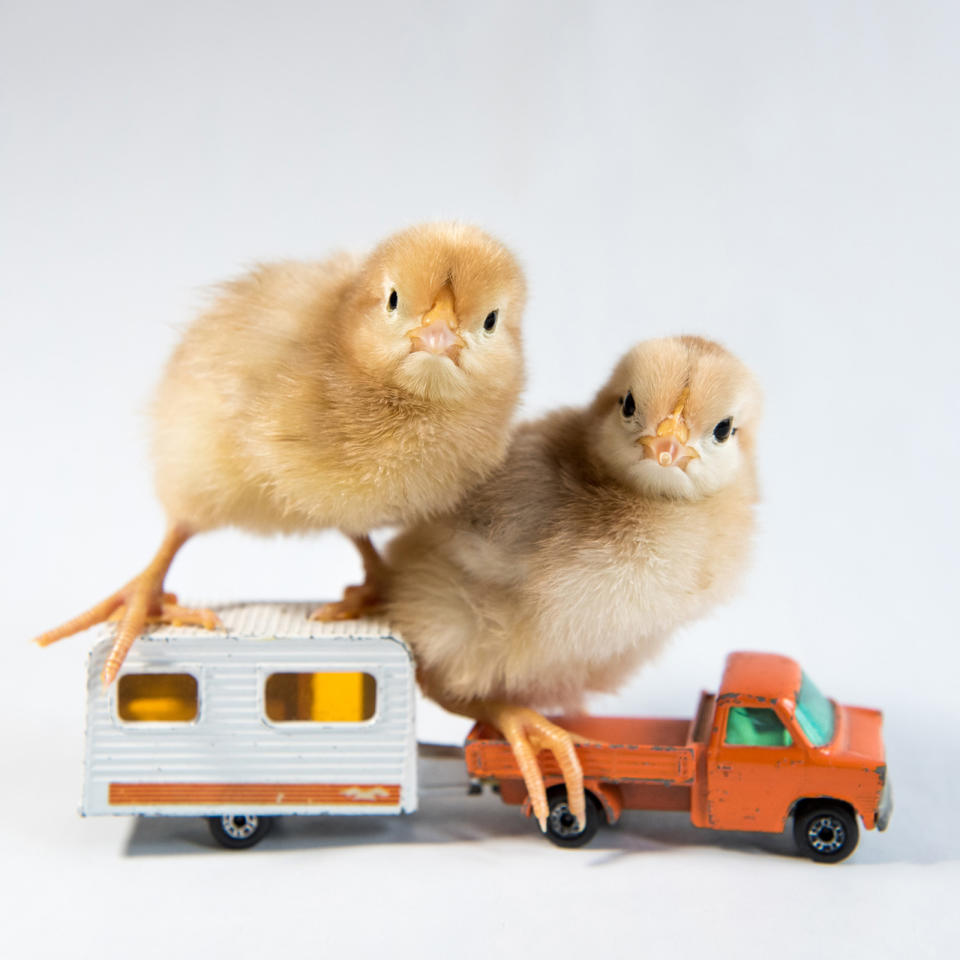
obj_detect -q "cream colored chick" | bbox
[36,222,526,683]
[386,336,760,832]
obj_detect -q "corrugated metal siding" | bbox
[95,600,396,641]
[83,603,418,817]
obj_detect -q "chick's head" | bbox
[347,222,526,404]
[590,336,761,500]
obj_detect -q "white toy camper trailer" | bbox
[83,603,418,847]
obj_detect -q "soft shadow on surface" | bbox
[124,786,528,856]
[121,738,942,865]
[122,785,922,866]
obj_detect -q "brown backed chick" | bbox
[386,336,760,831]
[36,222,526,683]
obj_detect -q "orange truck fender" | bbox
[521,778,624,826]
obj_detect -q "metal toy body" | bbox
[465,652,892,861]
[82,604,417,847]
[81,605,890,859]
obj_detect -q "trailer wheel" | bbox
[794,803,858,863]
[207,814,274,849]
[543,786,603,848]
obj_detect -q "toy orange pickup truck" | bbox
[465,651,892,862]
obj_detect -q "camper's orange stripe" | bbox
[108,783,400,805]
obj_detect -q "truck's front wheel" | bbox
[544,786,603,848]
[794,803,858,863]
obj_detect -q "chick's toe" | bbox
[310,534,388,621]
[33,525,221,684]
[480,704,586,834]
[310,583,385,622]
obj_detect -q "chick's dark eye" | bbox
[620,391,636,419]
[388,289,398,311]
[713,417,733,442]
[484,310,498,331]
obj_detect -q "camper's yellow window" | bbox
[265,672,376,723]
[117,673,198,723]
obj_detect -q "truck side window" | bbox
[724,707,793,747]
[117,673,198,723]
[265,672,377,723]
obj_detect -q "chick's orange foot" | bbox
[311,533,388,621]
[479,704,588,834]
[111,593,221,631]
[310,583,385,622]
[32,525,221,685]
[36,583,221,685]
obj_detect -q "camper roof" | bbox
[96,602,397,644]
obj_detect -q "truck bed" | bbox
[465,715,697,787]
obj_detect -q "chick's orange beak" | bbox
[636,388,701,469]
[408,285,464,363]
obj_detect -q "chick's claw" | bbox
[32,524,219,685]
[484,704,586,834]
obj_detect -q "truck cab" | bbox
[692,652,891,858]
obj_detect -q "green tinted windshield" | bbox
[794,672,835,746]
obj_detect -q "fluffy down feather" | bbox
[387,336,761,713]
[154,222,526,535]
[36,222,526,682]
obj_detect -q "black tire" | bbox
[543,785,603,848]
[794,803,858,863]
[207,814,274,849]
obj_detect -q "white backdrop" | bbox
[2,2,957,957]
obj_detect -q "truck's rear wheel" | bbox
[544,785,603,848]
[794,803,858,863]
[207,814,274,849]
